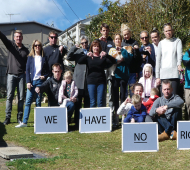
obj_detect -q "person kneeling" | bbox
[149,80,184,142]
[124,94,147,123]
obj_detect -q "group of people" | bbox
[0,22,188,142]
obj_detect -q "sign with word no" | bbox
[34,107,68,134]
[177,121,190,150]
[79,107,112,133]
[122,123,159,152]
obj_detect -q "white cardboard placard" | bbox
[177,121,190,150]
[79,107,112,133]
[34,107,68,134]
[122,123,159,152]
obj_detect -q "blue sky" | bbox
[0,0,126,31]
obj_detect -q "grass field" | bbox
[0,100,190,169]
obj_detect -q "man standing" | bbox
[149,80,184,142]
[44,30,67,76]
[0,30,29,125]
[35,63,76,123]
[150,29,160,58]
[139,30,155,77]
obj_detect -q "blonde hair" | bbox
[64,71,73,79]
[121,23,132,35]
[151,88,159,96]
[14,30,23,36]
[131,94,141,104]
[28,40,44,58]
[144,65,152,78]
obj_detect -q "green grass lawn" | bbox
[0,100,190,169]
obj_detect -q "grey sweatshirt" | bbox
[149,94,184,119]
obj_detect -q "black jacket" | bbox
[0,31,29,74]
[97,36,114,54]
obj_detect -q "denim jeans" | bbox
[125,73,137,98]
[66,101,75,123]
[5,73,25,119]
[23,79,43,124]
[88,84,105,107]
[155,108,182,134]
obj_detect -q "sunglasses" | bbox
[141,37,149,40]
[81,41,88,45]
[50,36,58,39]
[34,44,41,47]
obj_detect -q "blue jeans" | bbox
[125,73,137,98]
[5,73,25,119]
[66,101,75,123]
[88,84,105,107]
[23,79,43,124]
[155,108,182,134]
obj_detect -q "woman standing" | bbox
[78,40,116,107]
[156,23,183,94]
[15,40,48,128]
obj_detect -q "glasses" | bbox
[50,36,58,39]
[81,41,88,45]
[141,37,149,40]
[34,44,41,47]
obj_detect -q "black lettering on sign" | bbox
[91,116,96,124]
[44,116,58,124]
[102,116,106,124]
[96,116,101,123]
[181,131,190,139]
[85,116,90,124]
[134,133,147,143]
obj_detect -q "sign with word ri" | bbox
[122,123,158,152]
[79,107,112,133]
[34,107,68,134]
[177,121,190,150]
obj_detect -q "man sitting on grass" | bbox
[149,80,184,142]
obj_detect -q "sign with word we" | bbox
[34,107,68,134]
[177,121,190,150]
[79,107,112,133]
[122,123,158,152]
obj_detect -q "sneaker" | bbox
[3,118,10,125]
[158,131,170,142]
[170,130,177,140]
[15,122,27,128]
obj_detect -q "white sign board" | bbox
[177,121,190,150]
[34,107,68,134]
[122,123,159,152]
[79,107,112,133]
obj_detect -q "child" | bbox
[143,87,159,114]
[58,71,78,107]
[138,63,157,102]
[123,94,147,123]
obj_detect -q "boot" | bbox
[158,131,170,142]
[3,118,10,125]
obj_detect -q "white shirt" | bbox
[152,43,158,58]
[33,55,42,80]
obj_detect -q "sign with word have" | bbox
[34,107,68,134]
[122,123,158,152]
[177,121,190,150]
[79,107,112,133]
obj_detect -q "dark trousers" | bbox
[155,108,182,134]
[113,77,127,113]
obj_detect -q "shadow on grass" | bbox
[0,122,7,147]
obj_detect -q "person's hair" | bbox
[144,65,152,78]
[52,63,61,70]
[121,24,132,35]
[100,23,109,31]
[80,35,88,43]
[130,83,144,92]
[28,40,44,58]
[131,94,141,104]
[162,79,172,88]
[14,30,23,36]
[64,71,73,79]
[163,23,173,30]
[150,28,160,37]
[114,34,122,41]
[49,30,58,37]
[89,40,102,53]
[151,87,159,96]
[140,30,149,38]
